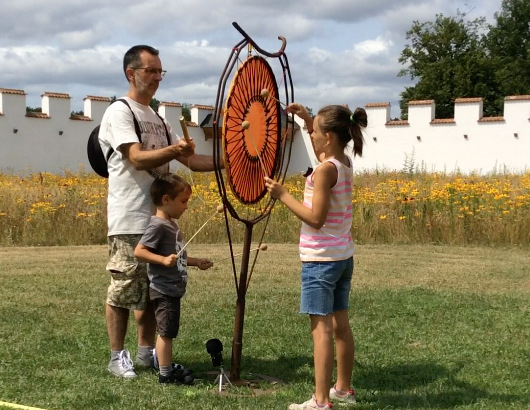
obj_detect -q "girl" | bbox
[265,103,366,410]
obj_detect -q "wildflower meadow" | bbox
[1,170,529,247]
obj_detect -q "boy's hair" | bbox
[317,105,367,157]
[150,173,191,206]
[123,45,159,80]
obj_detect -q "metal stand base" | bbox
[213,366,233,392]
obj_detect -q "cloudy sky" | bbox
[1,0,502,118]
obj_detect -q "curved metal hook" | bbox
[232,22,286,57]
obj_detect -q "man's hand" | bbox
[174,138,195,158]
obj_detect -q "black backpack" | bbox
[86,98,170,178]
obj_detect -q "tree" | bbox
[398,12,497,118]
[486,0,530,112]
[149,98,160,111]
[181,104,191,121]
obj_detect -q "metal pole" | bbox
[229,222,253,381]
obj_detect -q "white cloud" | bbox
[354,37,393,57]
[0,0,503,114]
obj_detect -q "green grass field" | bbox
[0,244,528,409]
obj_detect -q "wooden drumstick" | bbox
[179,116,192,143]
[215,244,268,262]
[242,120,268,176]
[176,204,224,257]
[260,88,285,107]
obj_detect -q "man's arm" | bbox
[122,138,195,171]
[176,153,224,172]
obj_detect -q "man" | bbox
[99,45,219,378]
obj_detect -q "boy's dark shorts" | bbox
[150,288,181,339]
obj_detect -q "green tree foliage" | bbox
[398,1,530,119]
[398,12,494,118]
[486,0,530,113]
[149,97,160,111]
[181,104,191,121]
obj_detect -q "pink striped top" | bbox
[299,158,354,262]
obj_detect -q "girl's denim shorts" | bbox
[300,256,353,316]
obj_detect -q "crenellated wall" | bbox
[0,87,529,175]
[354,96,530,174]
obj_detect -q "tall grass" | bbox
[1,170,529,246]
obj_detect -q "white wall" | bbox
[354,96,530,174]
[0,87,529,175]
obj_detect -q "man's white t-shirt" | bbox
[98,97,178,236]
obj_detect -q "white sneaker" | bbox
[329,386,356,405]
[288,395,333,409]
[108,349,137,378]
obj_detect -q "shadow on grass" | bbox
[355,361,525,408]
[185,356,526,408]
[184,353,314,384]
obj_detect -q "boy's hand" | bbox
[197,259,213,270]
[162,254,178,267]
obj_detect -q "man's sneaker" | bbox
[108,350,138,378]
[152,349,192,376]
[329,386,356,405]
[288,395,333,409]
[136,348,155,369]
[159,366,194,385]
[152,348,159,370]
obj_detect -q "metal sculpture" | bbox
[212,22,294,382]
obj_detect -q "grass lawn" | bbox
[0,244,528,409]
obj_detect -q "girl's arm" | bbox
[264,162,337,230]
[187,257,213,270]
[134,243,178,267]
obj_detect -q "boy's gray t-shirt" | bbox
[138,215,187,298]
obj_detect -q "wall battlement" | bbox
[358,95,530,173]
[1,87,529,175]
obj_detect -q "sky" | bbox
[0,0,502,118]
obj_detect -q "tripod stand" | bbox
[213,365,233,392]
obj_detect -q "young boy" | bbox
[134,173,213,385]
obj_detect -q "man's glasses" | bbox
[132,67,167,77]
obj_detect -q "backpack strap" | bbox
[154,110,172,146]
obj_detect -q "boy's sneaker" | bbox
[329,386,356,405]
[151,349,192,376]
[159,366,194,385]
[172,363,193,377]
[108,349,137,378]
[288,395,333,409]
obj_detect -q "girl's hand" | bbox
[285,103,310,121]
[264,177,286,200]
